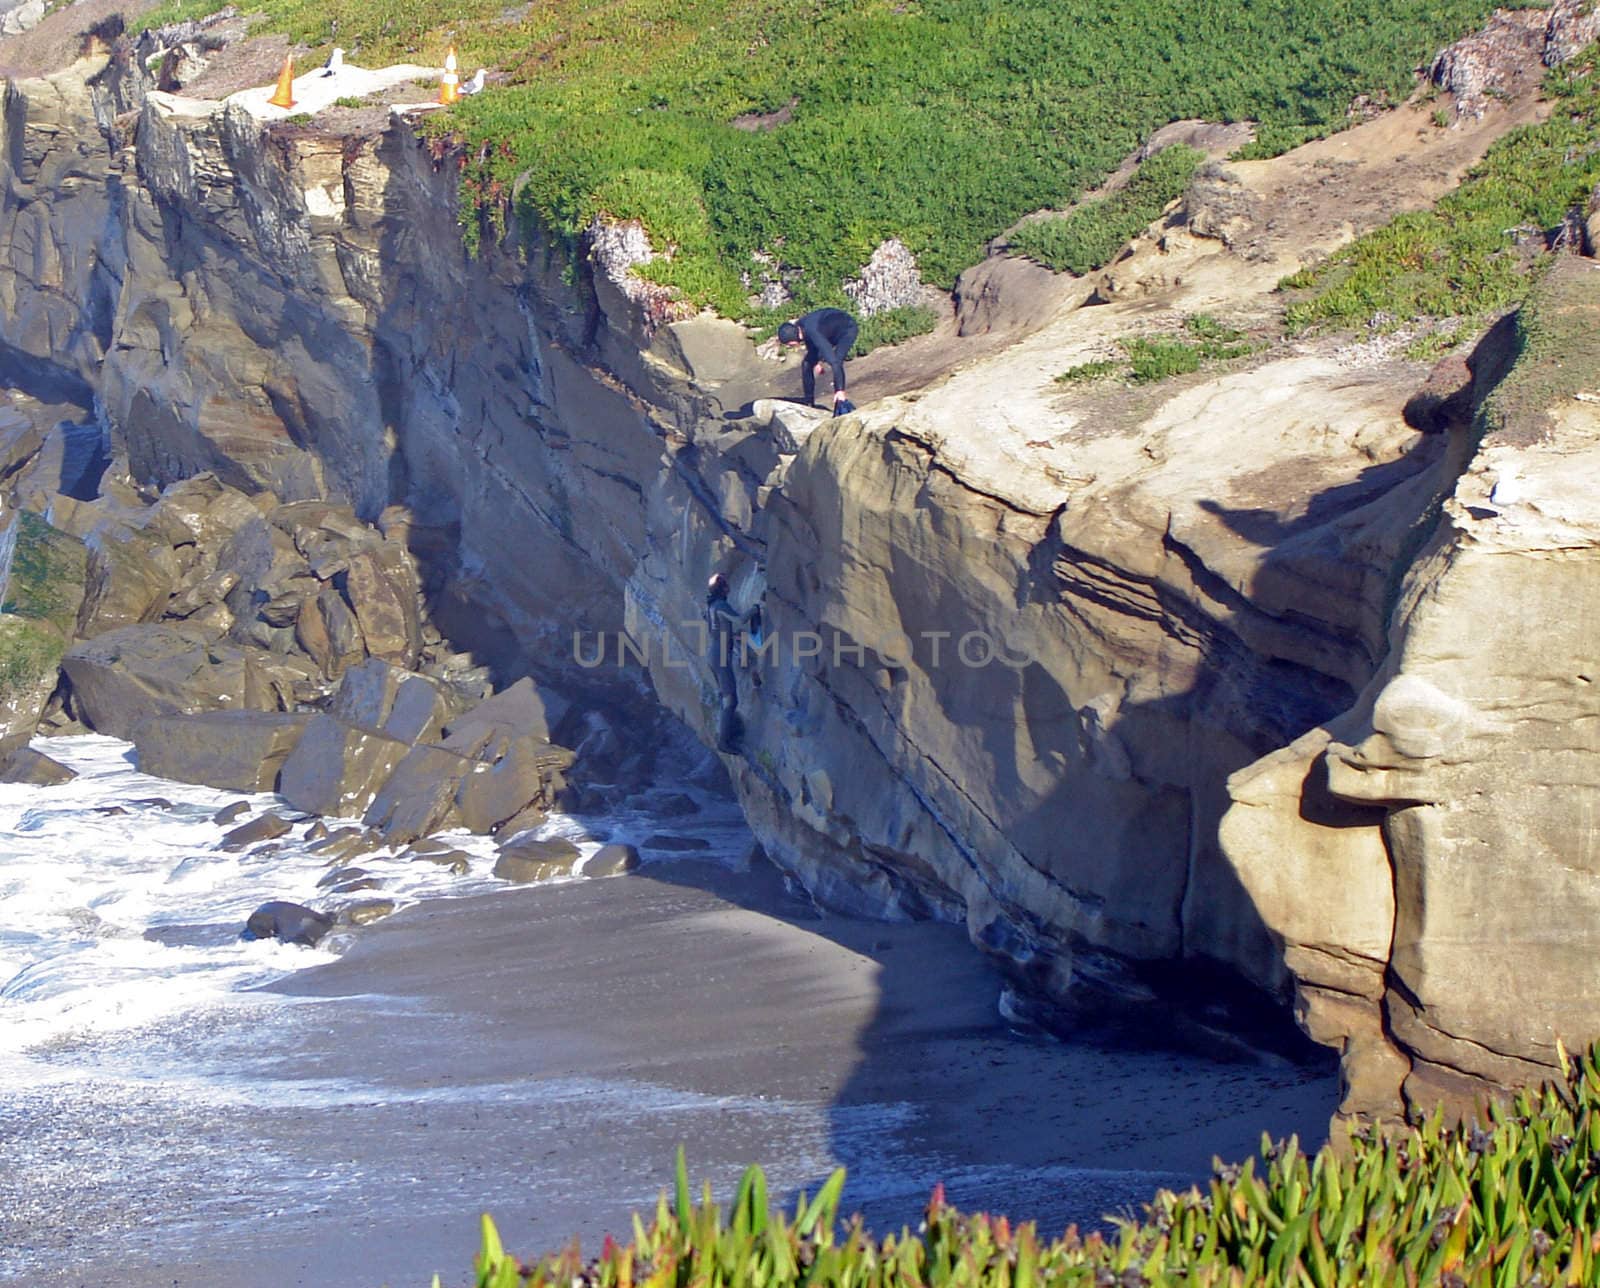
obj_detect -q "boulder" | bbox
[277,713,410,819]
[213,800,250,825]
[492,835,581,883]
[362,743,475,844]
[309,826,385,864]
[0,403,48,482]
[165,568,241,619]
[147,475,260,551]
[586,843,642,877]
[339,546,421,666]
[317,866,369,889]
[329,659,451,743]
[242,900,333,947]
[455,735,571,834]
[296,588,366,679]
[131,710,312,792]
[220,812,292,851]
[216,516,303,624]
[441,677,571,755]
[60,624,290,739]
[76,526,179,638]
[0,745,76,784]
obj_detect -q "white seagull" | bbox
[321,47,344,77]
[460,68,487,95]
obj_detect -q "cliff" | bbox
[4,40,1597,1123]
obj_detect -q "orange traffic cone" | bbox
[438,47,459,105]
[268,55,296,109]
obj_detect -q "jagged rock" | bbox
[147,476,261,552]
[216,515,302,625]
[156,42,209,92]
[1544,0,1600,66]
[77,526,179,637]
[317,866,368,888]
[1430,9,1544,120]
[277,713,411,818]
[842,238,924,317]
[213,800,250,825]
[586,843,641,877]
[0,746,76,784]
[492,835,581,883]
[455,734,571,833]
[165,569,241,619]
[362,743,475,843]
[441,677,570,756]
[296,588,366,678]
[0,403,48,482]
[339,547,421,667]
[329,658,451,743]
[220,812,292,850]
[131,710,312,791]
[242,900,333,947]
[587,215,693,331]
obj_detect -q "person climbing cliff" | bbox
[778,307,857,415]
[706,574,761,753]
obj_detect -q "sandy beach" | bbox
[5,854,1336,1288]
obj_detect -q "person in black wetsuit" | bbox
[778,307,858,414]
[706,573,759,753]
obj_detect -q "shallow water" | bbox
[0,736,1335,1288]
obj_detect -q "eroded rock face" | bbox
[1223,260,1600,1120]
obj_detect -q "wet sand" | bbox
[5,856,1335,1288]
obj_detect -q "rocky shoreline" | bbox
[0,449,681,943]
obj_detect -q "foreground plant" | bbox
[457,1041,1600,1287]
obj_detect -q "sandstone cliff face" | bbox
[1223,261,1600,1119]
[4,52,1596,1118]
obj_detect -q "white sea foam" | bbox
[0,733,751,1062]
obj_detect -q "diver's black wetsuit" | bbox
[797,307,858,406]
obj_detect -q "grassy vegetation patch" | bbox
[856,305,939,354]
[1058,315,1258,386]
[465,1042,1600,1288]
[136,0,1512,318]
[1009,145,1204,276]
[2,512,87,634]
[1282,54,1600,336]
[1479,256,1600,445]
[0,615,65,708]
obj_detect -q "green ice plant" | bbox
[460,1042,1600,1287]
